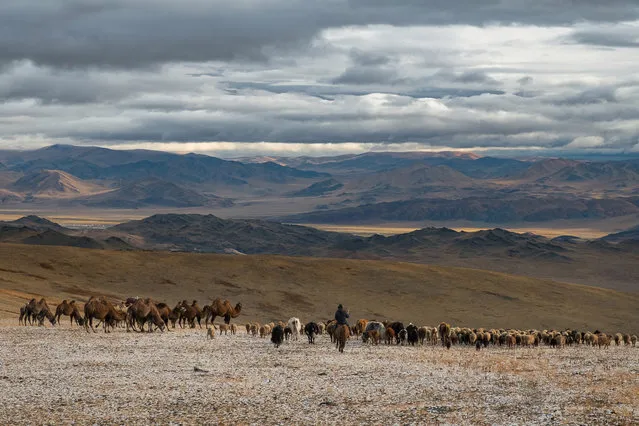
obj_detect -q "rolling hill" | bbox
[78,178,230,208]
[0,243,637,333]
[11,169,104,197]
[288,178,344,197]
[283,196,639,223]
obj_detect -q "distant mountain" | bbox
[281,196,639,223]
[602,225,639,243]
[79,178,230,208]
[111,213,351,254]
[0,145,326,184]
[515,159,580,181]
[0,217,132,250]
[267,151,480,173]
[535,161,639,185]
[7,215,69,232]
[288,179,344,197]
[354,164,474,190]
[11,169,103,196]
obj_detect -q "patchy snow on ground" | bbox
[0,321,637,425]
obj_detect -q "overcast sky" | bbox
[1,0,639,157]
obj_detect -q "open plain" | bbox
[0,321,637,425]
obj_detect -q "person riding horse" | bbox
[335,304,349,326]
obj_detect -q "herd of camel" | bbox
[18,297,242,333]
[16,297,637,353]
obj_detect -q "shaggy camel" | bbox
[126,298,166,333]
[155,302,172,330]
[203,299,242,325]
[55,300,83,326]
[20,298,54,326]
[175,300,202,328]
[84,296,124,333]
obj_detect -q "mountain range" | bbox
[1,214,637,292]
[0,145,638,228]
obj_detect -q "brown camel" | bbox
[126,298,165,333]
[203,298,242,325]
[21,298,55,326]
[155,302,172,330]
[84,296,122,333]
[177,300,202,328]
[55,300,83,326]
[19,299,36,325]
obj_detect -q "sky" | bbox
[1,0,639,158]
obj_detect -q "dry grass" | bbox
[0,243,637,333]
[0,322,636,425]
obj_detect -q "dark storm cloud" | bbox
[2,0,639,69]
[2,1,639,155]
[567,30,639,48]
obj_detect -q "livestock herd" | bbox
[18,297,241,334]
[16,297,638,353]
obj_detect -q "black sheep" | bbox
[406,324,419,346]
[271,325,284,348]
[305,322,320,344]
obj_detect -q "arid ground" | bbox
[0,321,637,425]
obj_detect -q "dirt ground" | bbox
[0,320,637,425]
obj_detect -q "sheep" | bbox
[363,321,386,343]
[207,326,215,339]
[284,326,293,341]
[271,325,284,348]
[406,324,419,346]
[398,329,408,346]
[385,327,396,345]
[631,335,637,347]
[230,324,237,335]
[417,326,428,345]
[597,334,611,348]
[355,319,369,336]
[250,323,259,337]
[304,322,320,344]
[368,329,380,345]
[219,324,229,335]
[287,317,302,341]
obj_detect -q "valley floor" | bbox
[0,321,637,425]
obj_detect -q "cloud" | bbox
[566,136,605,148]
[2,1,639,69]
[1,4,639,157]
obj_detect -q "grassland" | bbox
[0,243,637,333]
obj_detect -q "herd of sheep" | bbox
[244,318,638,352]
[16,297,637,353]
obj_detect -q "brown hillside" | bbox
[0,244,636,333]
[11,170,104,197]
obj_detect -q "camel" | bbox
[21,298,55,326]
[175,300,202,329]
[126,298,165,333]
[84,296,123,333]
[55,300,83,326]
[203,298,242,326]
[19,300,35,325]
[155,302,172,330]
